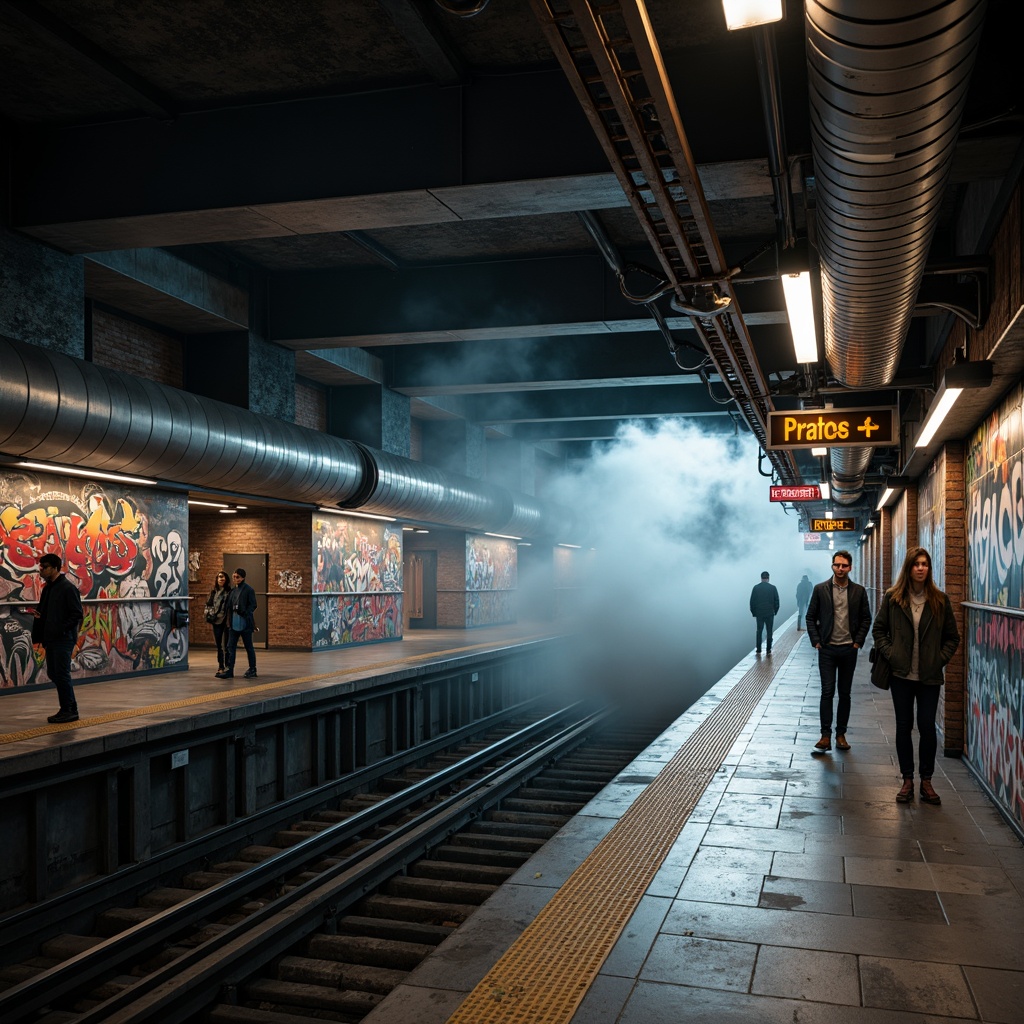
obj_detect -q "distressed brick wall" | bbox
[295,380,327,431]
[941,442,967,755]
[91,309,184,387]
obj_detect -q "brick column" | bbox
[941,442,967,756]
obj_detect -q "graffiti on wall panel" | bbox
[467,591,517,627]
[466,536,517,591]
[0,472,189,689]
[917,458,946,588]
[966,607,1024,831]
[313,516,402,594]
[891,497,907,585]
[967,383,1024,609]
[312,593,402,648]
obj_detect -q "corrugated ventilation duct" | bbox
[806,0,987,503]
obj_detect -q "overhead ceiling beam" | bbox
[376,0,466,85]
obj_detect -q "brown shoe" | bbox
[813,736,831,752]
[920,780,942,805]
[896,778,914,803]
[835,735,850,750]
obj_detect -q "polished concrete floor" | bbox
[362,623,1024,1024]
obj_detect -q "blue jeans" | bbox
[225,629,256,673]
[45,639,77,712]
[818,643,858,735]
[755,614,774,651]
[890,677,940,779]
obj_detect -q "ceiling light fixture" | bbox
[781,268,818,364]
[14,461,157,486]
[188,499,230,508]
[485,532,523,541]
[811,447,827,457]
[819,481,831,500]
[876,476,909,511]
[915,359,993,448]
[721,0,783,31]
[318,507,397,522]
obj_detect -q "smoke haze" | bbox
[538,419,825,715]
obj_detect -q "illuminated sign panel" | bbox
[767,408,897,449]
[809,518,856,532]
[769,485,821,502]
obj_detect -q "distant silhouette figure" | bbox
[796,574,812,631]
[749,571,780,656]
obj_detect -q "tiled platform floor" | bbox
[364,623,1024,1024]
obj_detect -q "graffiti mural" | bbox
[0,471,189,691]
[891,495,907,584]
[465,535,517,626]
[967,381,1024,608]
[311,514,402,647]
[967,607,1024,831]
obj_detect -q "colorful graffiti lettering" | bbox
[967,608,1024,830]
[313,593,401,648]
[0,473,189,690]
[466,536,517,592]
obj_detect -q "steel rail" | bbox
[0,699,598,1023]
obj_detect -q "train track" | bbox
[0,699,669,1023]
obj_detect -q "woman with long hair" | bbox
[871,547,960,805]
[204,571,232,676]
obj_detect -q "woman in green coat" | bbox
[872,547,960,806]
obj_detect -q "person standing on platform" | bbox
[796,574,812,630]
[31,553,84,723]
[204,571,232,676]
[872,547,960,805]
[806,550,872,753]
[218,567,257,679]
[749,570,780,656]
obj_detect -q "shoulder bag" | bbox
[868,647,891,690]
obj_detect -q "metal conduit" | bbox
[805,0,987,503]
[0,335,573,539]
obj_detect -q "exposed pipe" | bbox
[0,334,577,540]
[805,0,987,504]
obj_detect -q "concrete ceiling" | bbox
[2,0,1022,516]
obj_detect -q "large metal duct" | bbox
[0,334,574,539]
[806,0,987,503]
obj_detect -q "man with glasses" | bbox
[806,550,872,752]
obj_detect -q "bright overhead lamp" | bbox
[558,543,582,549]
[722,0,783,31]
[188,499,230,508]
[915,360,993,448]
[14,461,157,486]
[811,447,827,457]
[318,507,397,522]
[876,476,909,511]
[819,481,831,500]
[781,270,818,363]
[485,532,523,541]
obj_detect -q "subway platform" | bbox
[361,619,1024,1024]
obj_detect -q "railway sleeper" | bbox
[486,809,571,827]
[305,933,434,970]
[208,1003,339,1024]
[335,914,455,946]
[275,954,405,994]
[527,776,605,793]
[0,957,61,987]
[382,876,497,905]
[356,893,479,925]
[236,977,382,1016]
[409,859,516,886]
[431,843,533,867]
[449,830,547,853]
[464,819,560,839]
[500,796,589,815]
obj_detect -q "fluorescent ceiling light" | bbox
[558,543,582,549]
[15,461,157,486]
[811,447,827,457]
[722,0,783,31]
[485,532,522,540]
[915,360,993,449]
[218,508,238,514]
[189,499,229,508]
[781,271,818,363]
[317,507,396,522]
[915,386,962,448]
[876,486,896,511]
[820,482,831,500]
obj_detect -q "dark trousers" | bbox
[890,677,941,779]
[797,603,809,629]
[755,614,775,651]
[818,643,858,735]
[212,621,228,669]
[226,628,256,672]
[45,639,77,712]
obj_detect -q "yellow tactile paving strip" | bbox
[445,640,791,1024]
[0,634,553,746]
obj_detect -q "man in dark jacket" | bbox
[806,550,872,752]
[219,567,258,679]
[31,553,84,723]
[749,571,780,656]
[796,574,813,630]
